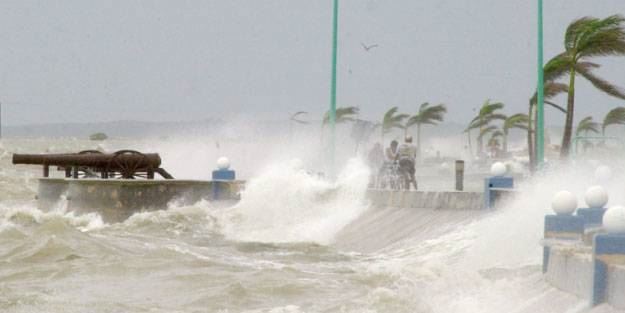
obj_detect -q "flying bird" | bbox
[361,42,379,52]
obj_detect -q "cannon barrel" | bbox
[12,153,161,169]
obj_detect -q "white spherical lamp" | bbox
[595,165,612,182]
[551,190,577,215]
[490,162,507,177]
[216,157,230,170]
[603,205,625,234]
[441,162,450,170]
[584,185,608,208]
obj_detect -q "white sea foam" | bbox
[220,158,370,244]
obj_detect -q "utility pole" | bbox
[329,0,339,176]
[536,0,545,166]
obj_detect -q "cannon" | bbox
[12,150,174,179]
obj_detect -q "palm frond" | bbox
[323,106,359,124]
[531,82,569,105]
[477,125,498,141]
[602,107,625,133]
[382,106,409,133]
[575,64,625,100]
[577,15,625,58]
[504,113,529,133]
[543,53,573,82]
[576,116,600,136]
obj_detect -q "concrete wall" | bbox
[607,264,625,309]
[544,245,594,299]
[366,190,484,210]
[38,178,242,222]
[544,243,625,310]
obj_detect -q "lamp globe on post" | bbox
[552,190,577,215]
[584,185,608,209]
[490,162,507,177]
[603,205,625,234]
[217,157,230,170]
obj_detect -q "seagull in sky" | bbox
[361,42,379,52]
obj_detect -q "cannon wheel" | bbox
[106,150,150,179]
[69,150,104,178]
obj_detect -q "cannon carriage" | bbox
[12,150,174,179]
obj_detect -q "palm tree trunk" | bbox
[467,130,473,158]
[503,131,508,154]
[560,66,577,158]
[417,124,422,163]
[527,101,535,172]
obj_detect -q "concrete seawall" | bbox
[38,178,242,222]
[544,241,625,309]
[367,189,484,210]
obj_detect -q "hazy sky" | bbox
[0,0,624,126]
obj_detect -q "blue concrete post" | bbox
[542,214,584,273]
[577,207,607,228]
[212,168,236,200]
[592,234,625,306]
[483,176,513,209]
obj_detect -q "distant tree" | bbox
[466,100,506,156]
[502,113,529,153]
[405,102,447,161]
[575,116,600,137]
[380,107,409,142]
[528,81,568,171]
[602,107,625,135]
[323,106,359,125]
[89,132,108,141]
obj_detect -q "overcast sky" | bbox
[0,0,623,126]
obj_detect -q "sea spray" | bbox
[220,158,370,244]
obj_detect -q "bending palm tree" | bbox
[546,15,625,157]
[602,107,625,135]
[405,102,447,161]
[381,107,409,142]
[322,106,359,125]
[487,129,504,157]
[575,116,600,136]
[528,81,568,170]
[502,113,529,154]
[466,100,506,156]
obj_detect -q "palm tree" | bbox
[502,113,529,153]
[381,107,409,142]
[466,100,506,156]
[322,106,359,125]
[602,107,625,135]
[575,116,600,136]
[546,15,625,157]
[487,129,504,157]
[527,81,568,171]
[405,102,447,161]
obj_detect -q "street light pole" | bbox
[536,0,545,166]
[329,0,339,176]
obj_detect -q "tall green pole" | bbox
[329,0,339,175]
[536,0,545,166]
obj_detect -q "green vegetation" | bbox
[405,103,447,160]
[602,107,625,134]
[543,15,625,157]
[380,107,409,141]
[323,106,359,125]
[465,100,506,156]
[502,113,529,153]
[575,116,600,136]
